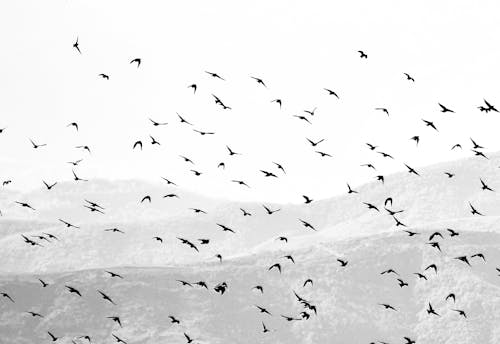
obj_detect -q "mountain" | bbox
[1,152,500,274]
[1,153,500,343]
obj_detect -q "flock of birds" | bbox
[0,38,499,344]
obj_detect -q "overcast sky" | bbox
[1,0,500,203]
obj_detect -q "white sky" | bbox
[1,0,500,203]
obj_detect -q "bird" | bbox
[294,115,312,124]
[454,256,471,266]
[130,58,141,67]
[232,180,250,188]
[187,84,197,94]
[149,118,167,126]
[438,103,454,113]
[133,140,142,150]
[471,253,486,261]
[73,37,81,53]
[404,230,420,236]
[205,71,225,80]
[480,178,494,191]
[260,170,278,178]
[47,331,60,342]
[76,145,91,154]
[112,334,127,344]
[107,316,122,327]
[97,290,116,304]
[363,202,379,211]
[271,99,282,108]
[366,143,378,150]
[404,73,415,82]
[193,129,215,135]
[104,228,124,233]
[451,143,462,150]
[379,303,397,311]
[445,293,456,303]
[105,271,123,279]
[250,76,267,87]
[397,279,408,288]
[422,119,438,131]
[38,278,49,287]
[216,223,235,233]
[410,135,420,145]
[404,164,420,176]
[315,151,332,157]
[470,138,484,150]
[140,195,151,203]
[347,183,358,194]
[381,269,399,276]
[262,322,270,333]
[176,280,193,287]
[29,139,47,149]
[306,138,325,147]
[67,122,79,131]
[252,285,264,293]
[65,285,82,297]
[72,170,88,182]
[177,113,193,125]
[26,311,44,318]
[426,302,440,316]
[150,135,160,145]
[444,172,455,178]
[304,107,317,116]
[337,258,348,267]
[358,50,368,58]
[277,236,288,243]
[152,236,163,243]
[189,208,207,214]
[302,195,313,204]
[16,201,35,210]
[283,255,295,264]
[263,205,280,214]
[414,273,427,280]
[161,177,177,185]
[226,145,241,156]
[447,228,460,237]
[303,279,313,287]
[255,305,272,315]
[324,88,339,98]
[452,309,467,318]
[67,159,83,166]
[98,73,109,80]
[469,202,483,216]
[375,108,389,116]
[240,208,252,216]
[183,333,194,343]
[361,163,376,170]
[298,219,316,231]
[42,181,57,190]
[429,232,443,241]
[177,237,199,251]
[1,292,14,303]
[425,264,438,274]
[268,263,282,273]
[169,315,181,324]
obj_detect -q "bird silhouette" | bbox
[404,73,415,82]
[324,88,339,98]
[98,73,109,80]
[426,302,440,316]
[358,50,368,58]
[130,58,141,67]
[73,37,81,53]
[251,76,267,87]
